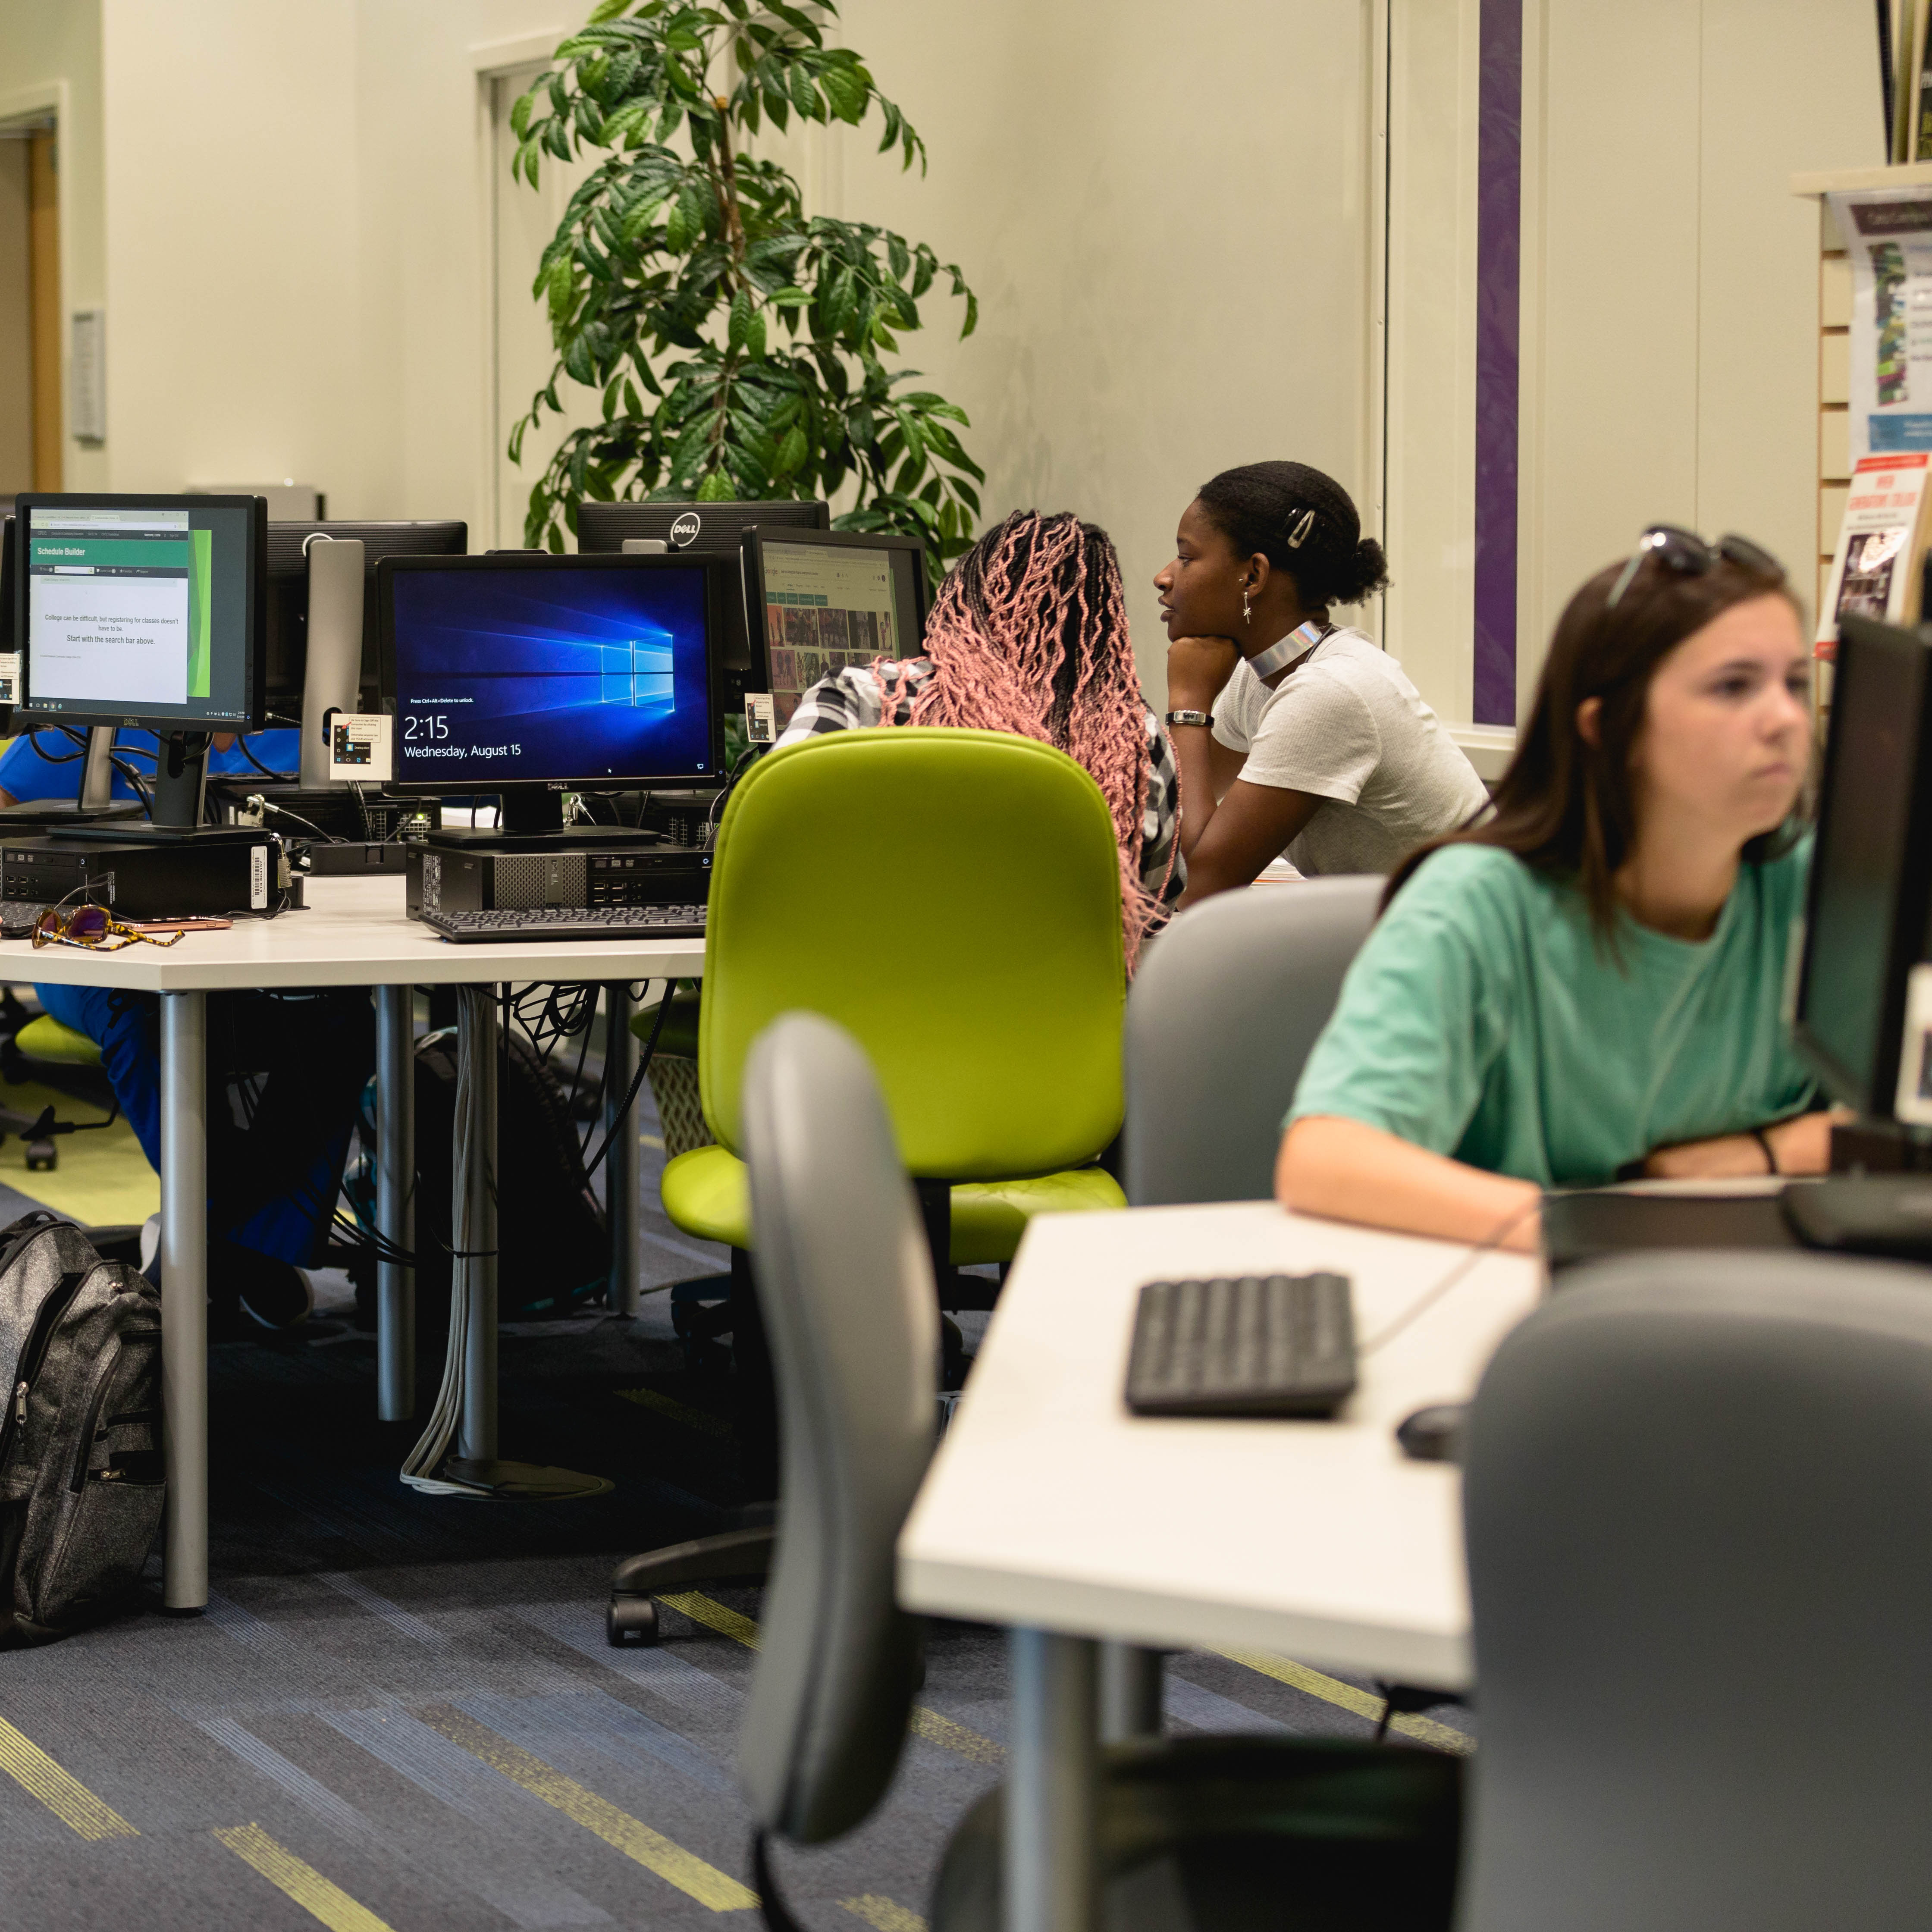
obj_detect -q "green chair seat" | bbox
[662,1143,1124,1264]
[15,1016,102,1067]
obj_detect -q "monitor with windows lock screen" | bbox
[378,550,734,832]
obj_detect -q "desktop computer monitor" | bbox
[264,519,467,710]
[377,551,734,832]
[740,526,929,732]
[12,493,268,734]
[1790,612,1932,1118]
[576,499,830,555]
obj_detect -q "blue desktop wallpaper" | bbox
[389,565,715,784]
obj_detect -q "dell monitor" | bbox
[13,493,268,825]
[1793,613,1932,1119]
[740,526,929,732]
[264,519,467,712]
[378,551,733,832]
[576,498,830,555]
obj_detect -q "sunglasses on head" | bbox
[1606,525,1785,611]
[31,893,182,953]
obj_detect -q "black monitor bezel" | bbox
[738,525,931,677]
[11,492,269,734]
[576,497,831,554]
[1791,613,1932,1116]
[376,549,737,798]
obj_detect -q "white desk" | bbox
[9,873,706,1609]
[897,1199,1542,1932]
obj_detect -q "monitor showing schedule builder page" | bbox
[21,504,254,724]
[762,541,919,731]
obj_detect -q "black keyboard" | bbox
[1125,1272,1357,1418]
[423,904,707,943]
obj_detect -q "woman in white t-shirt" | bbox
[1157,461,1488,901]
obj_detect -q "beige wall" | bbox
[1517,0,1880,713]
[99,0,364,500]
[12,0,1891,727]
[0,0,108,491]
[827,0,1379,700]
[75,0,1381,705]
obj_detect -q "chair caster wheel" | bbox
[25,1141,55,1173]
[608,1596,659,1646]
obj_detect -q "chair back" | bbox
[1123,876,1380,1204]
[1460,1251,1932,1932]
[735,1011,939,1843]
[700,728,1126,1178]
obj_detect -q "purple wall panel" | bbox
[1473,0,1523,725]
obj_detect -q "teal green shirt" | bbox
[1287,840,1819,1188]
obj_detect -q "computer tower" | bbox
[405,833,712,922]
[2,831,281,920]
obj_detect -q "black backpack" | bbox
[0,1213,163,1644]
[411,1029,610,1321]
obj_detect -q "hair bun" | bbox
[1329,536,1390,606]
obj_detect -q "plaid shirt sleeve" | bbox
[774,661,927,746]
[1140,712,1186,905]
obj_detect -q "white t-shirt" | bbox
[1211,627,1489,876]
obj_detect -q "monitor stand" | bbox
[53,732,253,846]
[433,788,662,850]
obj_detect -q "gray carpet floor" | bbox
[0,1086,1470,1930]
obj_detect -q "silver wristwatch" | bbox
[1164,709,1213,728]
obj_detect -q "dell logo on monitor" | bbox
[670,512,702,547]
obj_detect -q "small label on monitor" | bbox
[249,846,267,910]
[0,653,20,704]
[328,712,393,783]
[744,693,775,744]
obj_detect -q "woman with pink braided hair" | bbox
[775,509,1182,960]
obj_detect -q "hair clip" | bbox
[1286,510,1315,550]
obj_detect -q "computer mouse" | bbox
[1396,1402,1467,1464]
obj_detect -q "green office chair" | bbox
[609,727,1130,1644]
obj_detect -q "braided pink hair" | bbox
[877,510,1173,966]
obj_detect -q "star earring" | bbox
[1242,587,1252,625]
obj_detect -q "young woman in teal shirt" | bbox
[1279,528,1836,1252]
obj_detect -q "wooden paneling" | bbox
[0,143,31,496]
[28,129,58,492]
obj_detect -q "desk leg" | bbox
[160,990,208,1612]
[457,986,498,1461]
[603,982,639,1317]
[375,985,415,1422]
[1007,1628,1098,1932]
[1099,1643,1165,1742]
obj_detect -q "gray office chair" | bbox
[1125,877,1382,1206]
[734,1011,1461,1932]
[1111,877,1383,1736]
[1461,1251,1932,1932]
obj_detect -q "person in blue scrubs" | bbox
[0,726,367,1325]
[0,725,301,808]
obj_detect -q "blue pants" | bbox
[34,983,373,1267]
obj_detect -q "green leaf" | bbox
[727,284,753,351]
[772,424,808,476]
[696,467,736,502]
[746,309,767,359]
[510,87,538,140]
